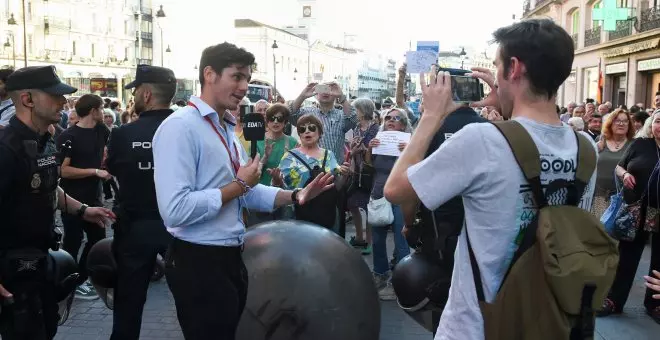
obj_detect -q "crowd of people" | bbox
[3,17,660,340]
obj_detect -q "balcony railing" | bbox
[584,27,601,47]
[46,49,71,61]
[135,31,153,40]
[571,33,578,49]
[640,6,660,32]
[608,20,633,40]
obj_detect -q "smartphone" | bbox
[315,84,331,95]
[450,76,484,103]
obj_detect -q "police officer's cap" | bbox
[5,65,77,95]
[125,65,176,89]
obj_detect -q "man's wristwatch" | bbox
[291,189,301,205]
[76,204,88,218]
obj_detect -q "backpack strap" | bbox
[571,132,597,206]
[491,121,547,208]
[288,150,314,173]
[466,226,486,302]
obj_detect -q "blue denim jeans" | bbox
[372,204,410,275]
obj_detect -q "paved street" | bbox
[51,219,659,339]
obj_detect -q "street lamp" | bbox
[155,5,166,67]
[272,40,278,102]
[459,47,467,69]
[7,13,17,68]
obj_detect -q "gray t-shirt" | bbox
[596,140,631,194]
[407,117,597,340]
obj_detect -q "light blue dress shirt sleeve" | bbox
[153,117,223,228]
[243,184,281,212]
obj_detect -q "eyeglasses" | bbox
[268,115,285,123]
[384,115,402,122]
[297,124,318,134]
[614,119,629,125]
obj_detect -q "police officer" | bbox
[105,65,176,340]
[0,65,115,340]
[402,67,487,336]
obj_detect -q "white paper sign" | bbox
[406,51,437,74]
[372,131,412,157]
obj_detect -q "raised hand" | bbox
[469,67,499,110]
[297,172,335,205]
[368,138,380,149]
[419,66,460,123]
[237,154,263,187]
[267,168,285,188]
[300,83,318,99]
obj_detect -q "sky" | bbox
[155,0,522,77]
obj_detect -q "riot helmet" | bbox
[86,237,117,309]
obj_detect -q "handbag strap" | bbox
[289,150,314,173]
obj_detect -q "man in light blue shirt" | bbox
[152,42,333,340]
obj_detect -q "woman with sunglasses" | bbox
[246,104,299,225]
[366,107,412,300]
[279,114,348,229]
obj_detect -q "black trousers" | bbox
[165,239,248,340]
[607,231,660,311]
[110,218,171,340]
[0,281,59,340]
[62,214,106,284]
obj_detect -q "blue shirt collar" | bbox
[188,96,237,126]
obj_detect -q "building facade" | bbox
[523,0,660,108]
[0,0,155,103]
[234,18,359,101]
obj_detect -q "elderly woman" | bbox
[592,109,634,217]
[567,117,584,131]
[254,99,269,117]
[279,114,349,229]
[366,107,412,300]
[598,109,660,324]
[346,98,380,254]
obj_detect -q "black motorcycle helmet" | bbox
[47,249,79,302]
[86,237,117,309]
[392,250,452,312]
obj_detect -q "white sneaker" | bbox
[74,280,99,300]
[378,282,396,301]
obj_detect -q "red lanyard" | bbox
[188,102,240,174]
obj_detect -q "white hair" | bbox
[567,117,584,131]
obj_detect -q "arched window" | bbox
[572,10,581,35]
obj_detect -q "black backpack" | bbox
[289,149,338,229]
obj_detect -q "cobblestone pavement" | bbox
[49,209,659,339]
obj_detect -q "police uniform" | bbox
[0,66,78,340]
[105,65,175,340]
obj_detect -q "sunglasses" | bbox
[268,116,285,123]
[297,124,318,134]
[384,115,403,122]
